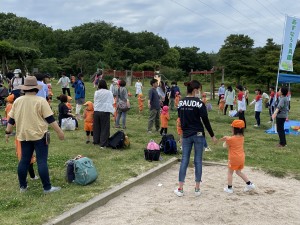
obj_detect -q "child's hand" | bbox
[220,136,229,141]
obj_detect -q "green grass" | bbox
[0,79,299,225]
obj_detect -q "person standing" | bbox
[224,86,235,115]
[174,80,217,197]
[147,79,160,133]
[10,69,24,99]
[236,85,246,128]
[93,80,114,149]
[217,83,225,105]
[170,81,180,110]
[268,86,275,123]
[57,72,71,96]
[272,87,289,147]
[249,89,262,127]
[163,81,171,106]
[72,73,85,120]
[134,79,143,97]
[5,76,64,193]
[35,73,48,99]
[115,80,128,129]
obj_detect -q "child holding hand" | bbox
[160,106,170,135]
[221,119,255,194]
[138,93,145,113]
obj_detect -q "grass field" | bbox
[0,78,299,225]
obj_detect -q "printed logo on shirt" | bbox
[178,99,203,108]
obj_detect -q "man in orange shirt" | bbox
[221,120,255,194]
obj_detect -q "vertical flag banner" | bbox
[279,16,300,71]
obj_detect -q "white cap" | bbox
[112,78,118,82]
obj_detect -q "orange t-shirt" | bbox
[5,103,13,119]
[219,99,225,110]
[160,113,170,128]
[83,109,94,131]
[175,96,180,108]
[176,118,182,135]
[225,135,245,170]
[138,96,144,111]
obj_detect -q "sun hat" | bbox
[112,78,118,82]
[231,119,245,129]
[13,69,22,74]
[18,76,42,90]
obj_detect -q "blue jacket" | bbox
[72,79,85,100]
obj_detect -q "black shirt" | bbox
[178,97,214,138]
[148,88,160,110]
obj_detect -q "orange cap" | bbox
[231,119,245,129]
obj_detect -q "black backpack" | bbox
[108,130,125,149]
[159,134,177,154]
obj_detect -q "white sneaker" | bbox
[204,147,212,151]
[174,188,184,197]
[244,183,255,192]
[268,121,272,123]
[254,124,260,127]
[30,175,39,180]
[20,187,28,193]
[44,186,61,194]
[195,189,201,196]
[224,187,233,193]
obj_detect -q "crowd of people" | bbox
[0,69,291,196]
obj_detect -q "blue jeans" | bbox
[179,134,205,183]
[18,138,51,190]
[116,111,127,128]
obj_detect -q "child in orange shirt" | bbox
[83,101,94,144]
[160,106,170,135]
[66,96,73,112]
[5,94,14,119]
[176,117,182,149]
[174,91,181,108]
[219,94,225,114]
[221,120,255,194]
[138,93,145,113]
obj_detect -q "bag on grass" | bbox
[73,157,98,185]
[229,109,238,117]
[61,117,76,130]
[159,134,177,154]
[108,130,125,149]
[144,140,160,161]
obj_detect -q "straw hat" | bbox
[19,76,42,90]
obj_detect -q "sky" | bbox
[1,0,300,53]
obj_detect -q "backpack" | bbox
[159,134,177,154]
[108,130,125,149]
[73,157,98,185]
[144,140,160,161]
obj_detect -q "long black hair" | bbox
[97,79,108,90]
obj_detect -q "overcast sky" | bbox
[1,0,300,52]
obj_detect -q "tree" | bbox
[161,48,180,68]
[218,34,257,84]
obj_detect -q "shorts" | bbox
[76,98,85,105]
[228,162,244,170]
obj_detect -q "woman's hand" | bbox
[211,136,218,144]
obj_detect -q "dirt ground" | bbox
[71,163,300,225]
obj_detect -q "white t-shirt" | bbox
[135,82,143,94]
[58,76,70,88]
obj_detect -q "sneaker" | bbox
[268,121,273,124]
[174,188,184,197]
[224,187,233,193]
[86,140,90,144]
[20,187,28,193]
[204,147,212,152]
[244,183,255,192]
[30,175,39,180]
[100,146,106,149]
[44,186,61,194]
[254,124,259,127]
[195,188,201,196]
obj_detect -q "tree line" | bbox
[1,12,300,87]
